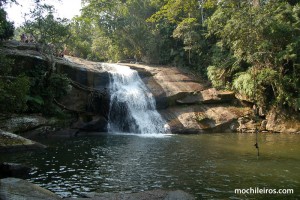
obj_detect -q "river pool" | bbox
[1,133,299,199]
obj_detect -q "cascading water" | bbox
[102,63,169,134]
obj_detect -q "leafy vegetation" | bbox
[206,1,300,111]
[0,55,30,113]
[0,1,71,116]
[0,7,13,40]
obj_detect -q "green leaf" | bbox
[26,95,44,105]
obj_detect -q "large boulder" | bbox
[0,130,46,152]
[0,178,61,200]
[266,109,300,133]
[160,105,249,134]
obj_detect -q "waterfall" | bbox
[101,63,169,134]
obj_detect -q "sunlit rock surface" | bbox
[0,130,46,152]
[63,57,251,134]
[121,63,250,134]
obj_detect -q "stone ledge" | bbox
[0,178,194,200]
[0,178,61,200]
[0,130,46,153]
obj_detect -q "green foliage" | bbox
[232,72,255,99]
[68,0,179,63]
[0,8,14,40]
[23,3,70,54]
[206,1,300,111]
[24,63,70,115]
[207,66,225,89]
[0,56,30,113]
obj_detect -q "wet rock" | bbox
[72,115,107,132]
[0,178,61,200]
[0,115,47,133]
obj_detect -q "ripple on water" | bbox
[0,133,299,199]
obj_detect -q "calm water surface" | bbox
[1,133,299,199]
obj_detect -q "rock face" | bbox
[121,63,250,134]
[266,109,300,133]
[0,178,61,200]
[59,57,252,134]
[64,56,251,133]
[0,41,110,133]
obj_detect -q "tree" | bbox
[0,7,14,40]
[23,3,70,54]
[74,0,178,63]
[22,2,71,115]
[0,55,30,113]
[206,1,300,111]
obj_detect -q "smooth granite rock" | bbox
[0,178,61,200]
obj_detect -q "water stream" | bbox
[1,133,299,199]
[101,63,168,134]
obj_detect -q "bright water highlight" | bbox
[101,63,169,134]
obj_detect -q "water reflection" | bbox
[0,133,299,199]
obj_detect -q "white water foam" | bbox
[101,63,170,134]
